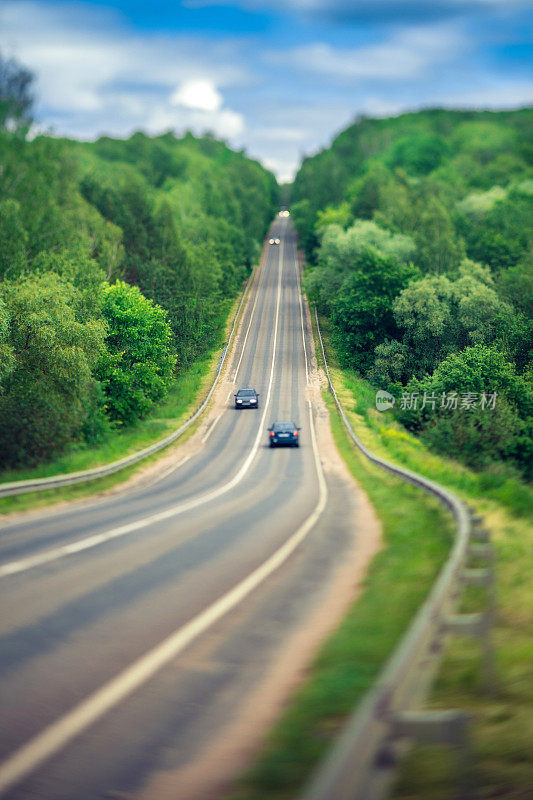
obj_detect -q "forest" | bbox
[0,53,278,469]
[292,108,532,479]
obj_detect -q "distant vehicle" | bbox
[234,388,259,408]
[278,209,290,218]
[268,421,301,447]
[268,237,280,245]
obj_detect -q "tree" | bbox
[315,202,352,232]
[348,164,389,220]
[368,339,411,388]
[330,248,416,371]
[414,196,464,273]
[96,281,176,425]
[0,199,28,278]
[0,297,14,385]
[290,199,319,259]
[496,252,533,319]
[393,261,518,375]
[0,273,106,467]
[388,134,449,175]
[393,274,457,374]
[398,345,532,475]
[0,52,34,129]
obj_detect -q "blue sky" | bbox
[1,1,531,181]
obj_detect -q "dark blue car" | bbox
[268,421,301,447]
[234,388,259,408]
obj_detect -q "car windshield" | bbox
[238,389,255,397]
[273,422,295,431]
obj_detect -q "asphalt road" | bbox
[0,218,363,800]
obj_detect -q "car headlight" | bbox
[250,398,257,403]
[236,399,242,403]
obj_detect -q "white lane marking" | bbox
[231,251,266,385]
[226,390,232,402]
[0,399,327,800]
[0,242,285,581]
[201,412,223,444]
[294,239,309,385]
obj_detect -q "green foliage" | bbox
[0,273,106,467]
[348,163,391,219]
[329,249,417,371]
[496,251,533,319]
[391,261,519,375]
[307,220,416,312]
[388,134,449,175]
[96,280,176,425]
[290,198,319,260]
[414,195,464,273]
[398,346,533,475]
[306,220,417,370]
[0,199,28,278]
[295,107,532,477]
[0,98,277,471]
[77,131,276,365]
[315,201,352,231]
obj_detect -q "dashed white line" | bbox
[294,239,310,385]
[201,412,223,444]
[231,253,266,385]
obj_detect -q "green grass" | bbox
[341,370,533,521]
[393,507,533,800]
[0,286,249,516]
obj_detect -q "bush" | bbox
[398,345,533,477]
[97,280,176,425]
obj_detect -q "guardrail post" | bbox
[469,513,491,544]
[444,610,496,694]
[390,710,474,800]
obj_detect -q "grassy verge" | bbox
[311,324,533,797]
[0,286,249,516]
[323,364,532,798]
[227,321,455,799]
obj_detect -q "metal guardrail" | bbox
[0,271,256,499]
[302,307,496,800]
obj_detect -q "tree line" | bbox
[292,108,532,479]
[0,53,278,469]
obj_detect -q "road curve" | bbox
[0,219,367,800]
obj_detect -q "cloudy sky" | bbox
[1,0,531,181]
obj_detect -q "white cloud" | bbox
[269,23,466,81]
[171,79,223,112]
[0,1,249,142]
